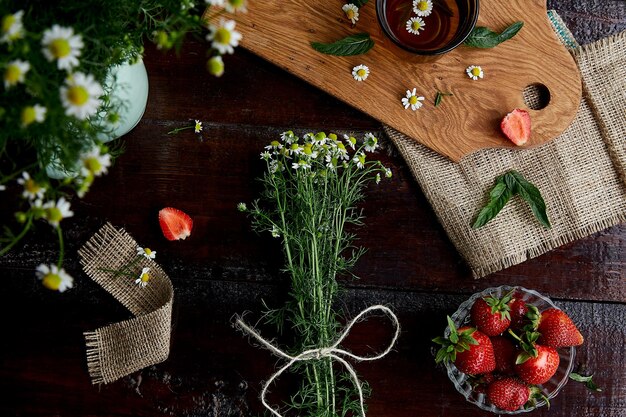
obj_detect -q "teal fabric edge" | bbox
[547,10,579,51]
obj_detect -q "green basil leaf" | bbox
[505,170,551,228]
[434,91,453,107]
[311,33,374,56]
[464,21,523,48]
[471,178,513,228]
[352,0,368,7]
[570,373,602,391]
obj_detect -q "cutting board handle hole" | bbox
[523,83,551,110]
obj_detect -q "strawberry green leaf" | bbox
[570,373,602,392]
[516,351,532,365]
[311,33,374,56]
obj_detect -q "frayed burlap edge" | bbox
[79,223,174,384]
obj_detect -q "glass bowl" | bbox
[444,285,575,414]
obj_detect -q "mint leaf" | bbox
[434,91,453,107]
[471,177,512,228]
[311,33,374,56]
[463,22,523,48]
[505,170,551,228]
[570,372,602,392]
[352,0,368,7]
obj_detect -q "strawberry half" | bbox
[487,377,530,411]
[515,344,560,385]
[470,290,514,336]
[159,207,193,241]
[538,308,584,348]
[433,316,496,375]
[501,109,531,146]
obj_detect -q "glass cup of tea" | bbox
[376,0,479,55]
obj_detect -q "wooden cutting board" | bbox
[205,0,582,161]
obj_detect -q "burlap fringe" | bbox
[80,223,174,385]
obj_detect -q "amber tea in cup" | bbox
[377,0,479,55]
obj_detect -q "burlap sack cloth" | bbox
[79,223,173,384]
[386,13,626,278]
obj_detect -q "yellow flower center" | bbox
[42,273,62,291]
[67,85,89,106]
[21,106,36,126]
[214,28,231,45]
[5,64,21,84]
[357,69,367,77]
[1,15,15,34]
[412,21,422,31]
[346,9,355,19]
[83,157,102,174]
[417,1,429,11]
[471,67,481,76]
[337,142,346,151]
[46,207,63,224]
[141,272,150,283]
[409,96,418,105]
[303,144,313,155]
[291,143,300,151]
[25,179,40,194]
[144,248,153,256]
[49,38,71,59]
[229,0,244,8]
[270,140,280,148]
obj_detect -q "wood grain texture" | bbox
[207,0,583,161]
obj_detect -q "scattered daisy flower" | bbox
[80,145,111,177]
[41,25,84,71]
[466,65,484,81]
[17,172,45,201]
[342,4,359,25]
[137,246,157,260]
[406,16,426,35]
[205,0,225,5]
[43,197,74,228]
[207,19,242,55]
[352,64,369,82]
[237,202,247,212]
[194,119,203,133]
[364,132,378,152]
[21,104,47,127]
[270,225,280,238]
[1,10,24,44]
[135,267,151,287]
[225,0,247,13]
[402,88,425,111]
[385,168,393,178]
[344,134,357,150]
[60,72,103,120]
[412,0,433,17]
[4,59,30,89]
[207,55,224,77]
[353,152,366,169]
[36,264,74,292]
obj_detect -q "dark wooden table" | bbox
[1,1,625,416]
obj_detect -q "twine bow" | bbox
[234,304,400,417]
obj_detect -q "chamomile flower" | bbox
[194,119,203,133]
[41,25,84,71]
[43,197,74,228]
[260,151,272,160]
[364,132,378,152]
[270,225,281,238]
[466,65,484,80]
[406,17,426,35]
[80,145,111,177]
[342,4,359,25]
[205,0,225,6]
[344,134,357,150]
[385,167,393,178]
[292,159,311,170]
[376,173,381,184]
[265,140,283,150]
[402,88,425,111]
[60,72,103,120]
[207,19,242,55]
[135,267,151,287]
[17,172,45,201]
[281,131,297,144]
[225,0,247,13]
[21,104,47,127]
[303,143,319,159]
[1,10,24,44]
[289,143,303,156]
[36,264,74,292]
[352,64,369,82]
[353,152,366,169]
[0,184,5,191]
[412,0,433,16]
[207,55,225,77]
[237,202,247,212]
[4,59,30,89]
[137,246,157,260]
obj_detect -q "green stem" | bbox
[0,214,33,257]
[56,226,64,267]
[167,125,194,135]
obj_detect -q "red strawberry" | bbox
[501,109,531,146]
[487,377,530,411]
[470,291,514,336]
[491,336,516,374]
[434,317,496,376]
[537,308,584,348]
[159,207,193,241]
[508,298,529,331]
[472,373,496,395]
[515,344,560,385]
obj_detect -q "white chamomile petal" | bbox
[60,72,103,120]
[351,64,369,82]
[41,25,84,71]
[406,16,426,35]
[342,4,359,24]
[466,65,484,81]
[4,59,30,89]
[1,10,25,44]
[36,263,74,292]
[80,145,111,177]
[207,19,242,55]
[401,88,425,111]
[412,0,433,17]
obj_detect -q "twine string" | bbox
[234,304,401,417]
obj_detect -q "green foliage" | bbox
[311,33,374,56]
[569,372,602,392]
[463,22,524,48]
[433,316,478,364]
